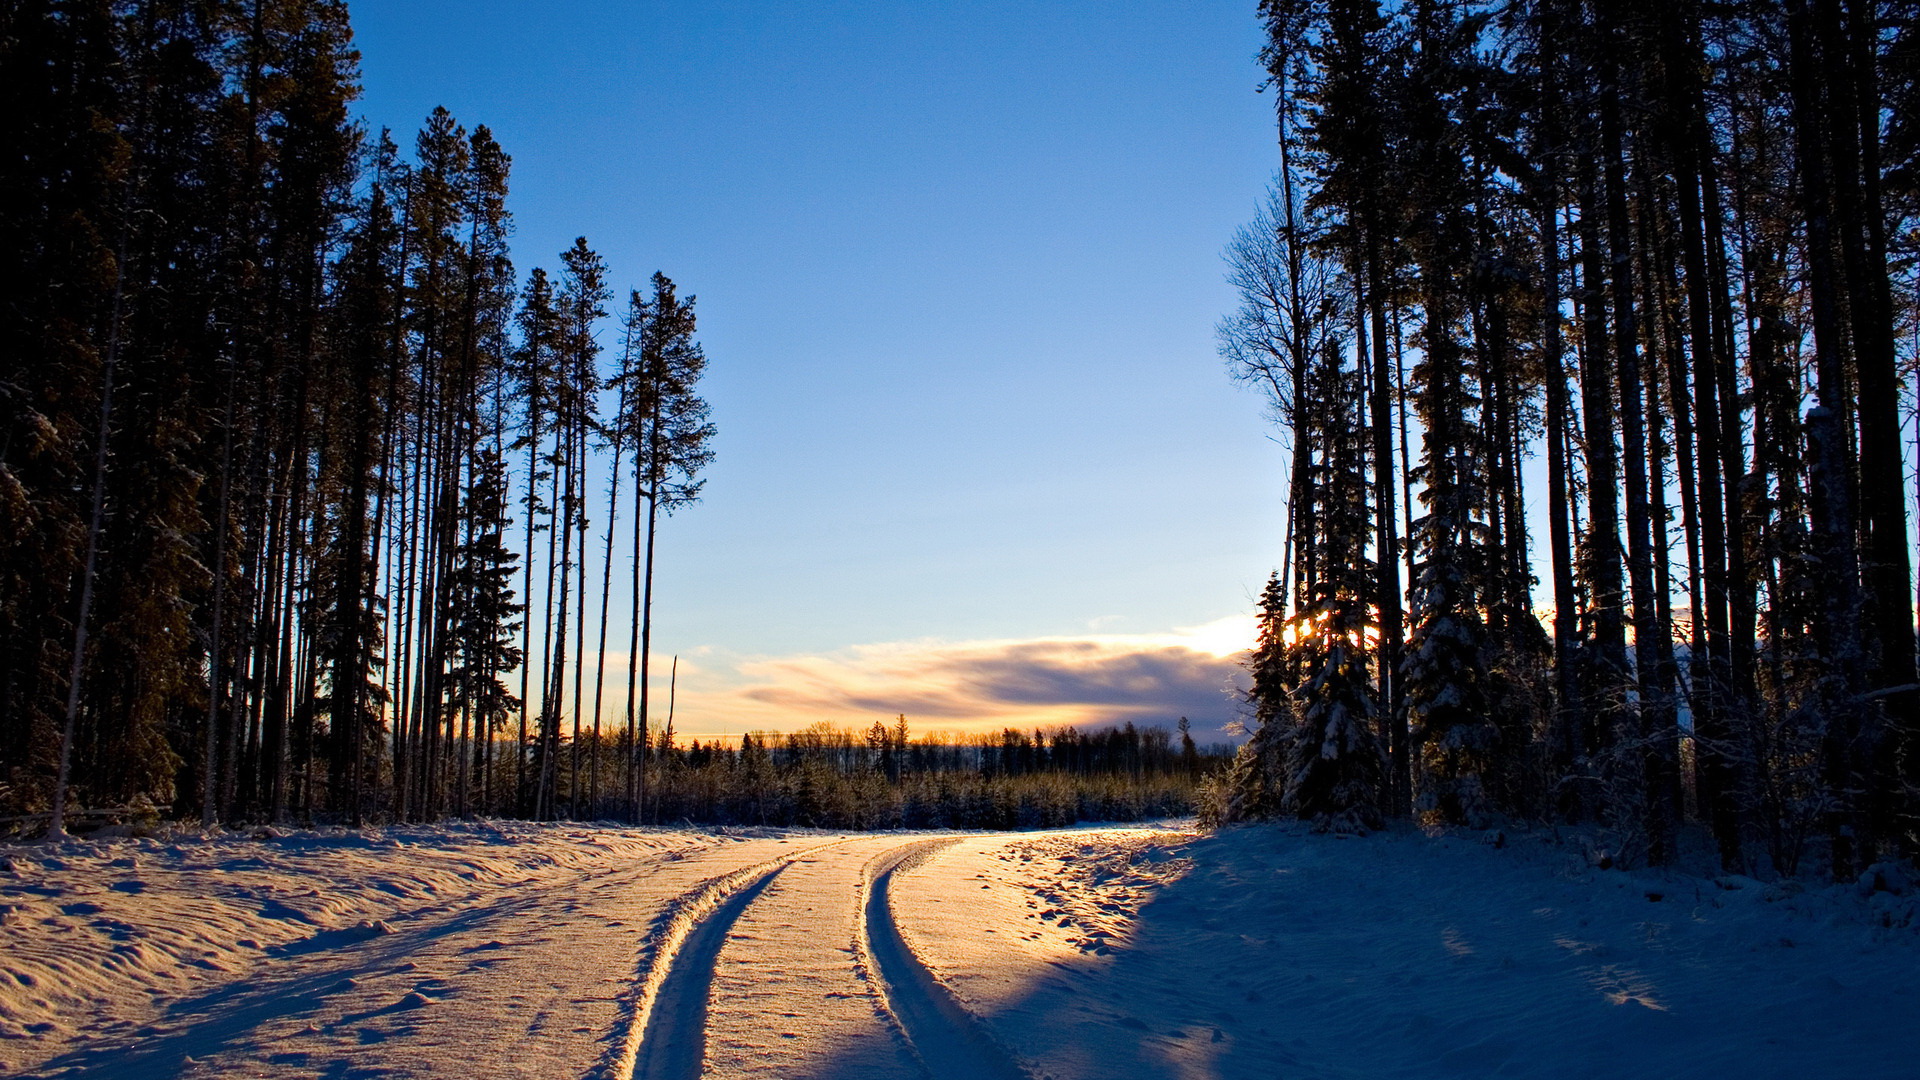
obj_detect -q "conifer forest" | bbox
[5,4,1920,1077]
[0,0,1233,840]
[0,1,723,832]
[5,0,1920,886]
[1218,0,1920,880]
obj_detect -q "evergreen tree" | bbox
[1223,0,1920,872]
[554,237,607,817]
[616,272,714,822]
[1283,350,1386,833]
[510,267,558,814]
[444,448,523,815]
[1223,571,1293,822]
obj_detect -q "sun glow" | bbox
[657,616,1259,739]
[1277,609,1379,650]
[1156,615,1259,658]
[1280,611,1331,649]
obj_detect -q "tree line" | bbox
[629,718,1222,830]
[0,0,712,835]
[1218,0,1919,878]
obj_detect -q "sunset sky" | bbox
[351,0,1285,740]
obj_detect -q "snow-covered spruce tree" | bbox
[1402,541,1497,826]
[1219,571,1292,823]
[1285,619,1385,833]
[1280,350,1385,833]
[1400,348,1498,827]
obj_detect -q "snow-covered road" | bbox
[4,822,1915,1079]
[5,826,1158,1079]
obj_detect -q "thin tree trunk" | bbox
[517,369,541,814]
[1600,56,1680,864]
[570,404,589,818]
[589,374,629,820]
[625,474,643,822]
[204,357,239,828]
[48,251,127,841]
[638,479,661,826]
[1275,59,1313,622]
[1576,147,1628,767]
[1366,216,1406,819]
[1787,0,1870,875]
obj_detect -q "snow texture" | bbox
[2,820,1914,1078]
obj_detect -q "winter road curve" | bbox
[16,821,1916,1080]
[621,832,1015,1080]
[857,838,1035,1080]
[16,825,1186,1080]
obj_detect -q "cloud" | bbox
[665,617,1255,740]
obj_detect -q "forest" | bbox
[1217,0,1920,878]
[611,718,1219,830]
[0,1,1223,837]
[9,0,1920,881]
[0,1,719,833]
[5,4,1917,1076]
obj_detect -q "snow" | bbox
[3,820,1914,1078]
[894,826,1919,1079]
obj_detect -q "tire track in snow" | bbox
[29,847,712,1080]
[628,865,787,1079]
[857,838,1035,1080]
[593,837,863,1080]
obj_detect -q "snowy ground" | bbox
[2,820,1914,1078]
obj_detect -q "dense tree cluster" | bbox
[1222,0,1919,878]
[0,1,711,833]
[632,719,1221,830]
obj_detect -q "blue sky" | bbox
[351,0,1285,739]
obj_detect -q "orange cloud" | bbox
[662,618,1255,741]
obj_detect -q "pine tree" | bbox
[1283,350,1386,833]
[555,237,607,817]
[510,267,558,814]
[1223,571,1293,822]
[444,448,523,814]
[616,272,714,822]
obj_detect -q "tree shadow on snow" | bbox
[785,825,1914,1080]
[28,887,546,1079]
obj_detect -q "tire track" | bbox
[30,846,715,1080]
[592,837,863,1080]
[856,838,1034,1080]
[628,865,787,1080]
